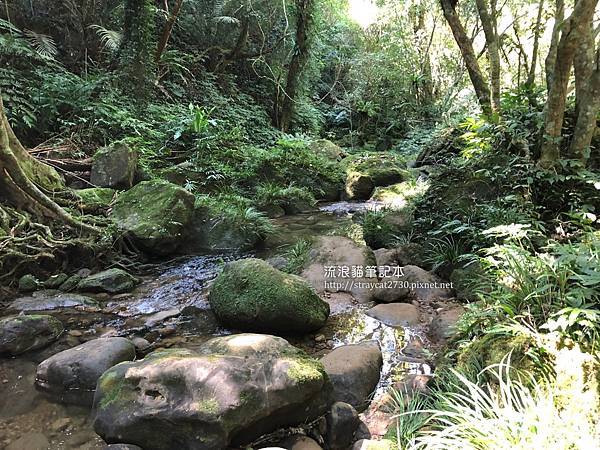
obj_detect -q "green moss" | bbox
[197,398,220,414]
[343,153,407,187]
[77,187,117,209]
[208,258,329,334]
[285,357,324,384]
[97,370,129,410]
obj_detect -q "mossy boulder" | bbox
[43,273,68,289]
[309,139,346,161]
[18,274,41,292]
[111,180,195,255]
[455,333,537,378]
[93,334,332,450]
[77,268,137,294]
[158,161,202,186]
[209,258,330,334]
[343,154,408,200]
[0,315,63,355]
[76,187,117,212]
[91,143,138,189]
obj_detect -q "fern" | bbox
[23,30,58,58]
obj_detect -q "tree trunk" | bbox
[570,47,600,162]
[440,0,492,117]
[0,95,95,231]
[475,0,501,112]
[539,0,598,168]
[526,0,544,91]
[278,0,313,133]
[545,0,564,92]
[413,3,435,107]
[156,0,184,64]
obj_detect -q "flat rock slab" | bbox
[9,292,99,312]
[366,303,420,327]
[35,337,136,406]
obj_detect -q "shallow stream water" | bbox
[0,201,431,449]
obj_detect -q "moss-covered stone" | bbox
[43,273,68,289]
[77,187,117,211]
[309,139,346,161]
[342,153,408,200]
[209,258,330,334]
[92,334,332,450]
[18,274,41,292]
[111,180,195,255]
[77,268,137,294]
[91,143,137,189]
[0,314,64,355]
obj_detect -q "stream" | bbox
[0,201,433,449]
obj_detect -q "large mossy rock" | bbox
[0,315,63,355]
[301,236,377,303]
[77,268,137,294]
[35,337,136,406]
[91,143,138,189]
[209,259,329,334]
[93,334,332,450]
[111,180,195,255]
[343,154,407,200]
[76,187,117,212]
[309,139,346,161]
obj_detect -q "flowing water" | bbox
[0,201,431,449]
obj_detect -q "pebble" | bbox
[315,334,326,343]
[68,330,83,337]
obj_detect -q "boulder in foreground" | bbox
[93,334,332,450]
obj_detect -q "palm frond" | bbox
[89,25,123,52]
[23,30,57,58]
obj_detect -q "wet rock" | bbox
[91,143,138,189]
[267,435,323,450]
[144,309,181,327]
[373,285,410,303]
[35,337,136,406]
[320,342,383,411]
[93,334,332,450]
[0,315,63,355]
[5,432,49,450]
[366,303,420,327]
[77,268,137,294]
[301,236,377,303]
[402,337,427,359]
[400,265,454,303]
[18,274,41,292]
[392,374,432,400]
[429,305,465,342]
[209,258,329,334]
[8,292,99,312]
[131,337,151,352]
[43,273,68,289]
[326,402,359,450]
[352,439,394,450]
[111,180,195,255]
[59,274,83,292]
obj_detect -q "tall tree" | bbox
[277,0,315,133]
[440,0,492,117]
[539,0,598,168]
[475,0,501,112]
[156,0,185,64]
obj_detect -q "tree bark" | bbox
[539,0,599,168]
[475,0,501,112]
[278,0,314,133]
[545,0,565,92]
[526,0,544,90]
[440,0,492,117]
[570,47,600,162]
[0,95,95,232]
[156,0,184,64]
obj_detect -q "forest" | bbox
[0,0,599,449]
